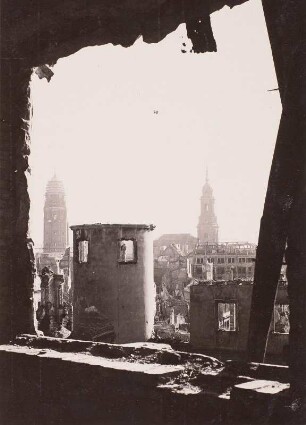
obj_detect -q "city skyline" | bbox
[28,0,281,248]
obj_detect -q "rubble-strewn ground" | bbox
[3,335,304,424]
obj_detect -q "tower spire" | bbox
[197,169,218,243]
[52,167,58,180]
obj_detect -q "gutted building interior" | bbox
[1,0,306,423]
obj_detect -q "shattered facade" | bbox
[188,242,256,281]
[36,266,72,338]
[190,279,289,363]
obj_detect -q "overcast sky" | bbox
[28,0,281,249]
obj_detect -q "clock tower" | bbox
[43,175,68,254]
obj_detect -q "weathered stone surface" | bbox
[233,379,289,396]
[224,360,289,383]
[230,379,290,423]
[157,349,182,365]
[0,338,297,425]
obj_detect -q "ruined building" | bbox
[190,278,289,363]
[71,223,156,343]
[197,170,219,243]
[154,233,198,258]
[188,242,256,281]
[36,266,71,338]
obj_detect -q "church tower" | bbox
[197,170,219,243]
[43,175,68,254]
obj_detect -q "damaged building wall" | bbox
[190,281,289,362]
[71,223,155,343]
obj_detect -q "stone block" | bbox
[230,379,290,423]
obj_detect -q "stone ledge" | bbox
[229,379,290,423]
[0,344,184,386]
[0,336,296,425]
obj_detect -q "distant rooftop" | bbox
[190,242,257,257]
[192,278,288,287]
[196,279,254,286]
[70,223,155,231]
[155,233,197,242]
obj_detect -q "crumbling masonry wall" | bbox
[190,282,289,361]
[0,335,293,425]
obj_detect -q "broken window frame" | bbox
[273,304,290,334]
[118,238,137,264]
[78,240,89,263]
[216,300,237,332]
[75,229,89,264]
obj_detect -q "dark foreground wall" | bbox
[0,335,294,425]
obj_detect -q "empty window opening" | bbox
[78,240,89,263]
[118,240,136,263]
[274,304,290,334]
[218,302,236,331]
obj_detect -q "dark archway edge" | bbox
[2,0,248,66]
[248,0,306,395]
[0,0,306,395]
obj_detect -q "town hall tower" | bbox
[43,174,68,254]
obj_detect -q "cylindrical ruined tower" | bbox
[70,223,156,344]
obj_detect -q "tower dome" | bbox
[202,168,213,194]
[46,174,65,195]
[202,179,213,196]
